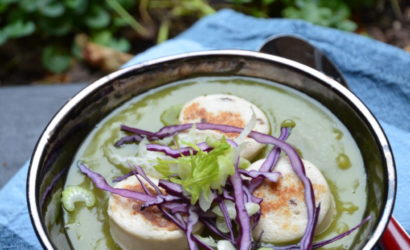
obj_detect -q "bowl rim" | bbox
[27,49,396,249]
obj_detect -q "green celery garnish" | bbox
[154,137,235,205]
[61,186,95,212]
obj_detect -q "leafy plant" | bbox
[281,0,357,31]
[0,0,379,77]
[225,0,359,31]
[0,0,144,73]
[148,0,215,43]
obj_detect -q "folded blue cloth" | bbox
[1,9,409,249]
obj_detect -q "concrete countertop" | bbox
[0,83,87,188]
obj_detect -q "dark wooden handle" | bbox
[380,216,410,250]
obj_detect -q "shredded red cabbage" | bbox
[271,215,373,250]
[216,195,235,243]
[77,122,372,250]
[259,127,291,172]
[186,207,200,250]
[41,167,68,208]
[118,122,316,250]
[199,217,231,240]
[78,163,156,203]
[161,202,189,213]
[146,142,211,158]
[248,127,290,193]
[230,157,252,250]
[239,169,281,183]
[134,165,161,194]
[121,125,159,139]
[311,215,372,248]
[135,175,151,195]
[112,171,134,182]
[158,179,184,196]
[222,190,234,201]
[114,134,144,147]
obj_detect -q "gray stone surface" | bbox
[0,83,87,188]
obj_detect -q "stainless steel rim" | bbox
[27,49,396,249]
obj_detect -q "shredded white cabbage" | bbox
[194,235,217,248]
[216,217,230,233]
[245,202,260,216]
[212,200,237,220]
[104,141,172,179]
[217,240,236,250]
[178,127,221,147]
[199,190,214,211]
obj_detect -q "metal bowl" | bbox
[27,50,396,249]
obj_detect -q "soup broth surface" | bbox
[64,76,367,249]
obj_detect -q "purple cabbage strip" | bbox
[141,195,183,210]
[160,205,186,230]
[154,123,193,138]
[146,142,211,158]
[114,134,144,147]
[162,202,189,213]
[120,125,159,138]
[223,190,234,201]
[312,215,372,249]
[248,127,290,192]
[40,166,68,208]
[135,175,152,195]
[199,217,231,240]
[272,215,373,250]
[217,197,236,244]
[145,140,237,158]
[240,169,281,183]
[259,127,290,172]
[158,179,185,196]
[186,207,200,250]
[112,171,134,182]
[242,184,263,228]
[159,207,213,250]
[301,204,321,250]
[78,164,157,203]
[134,170,184,209]
[230,156,252,250]
[226,139,239,147]
[134,166,161,194]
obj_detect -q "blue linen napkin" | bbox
[1,9,409,249]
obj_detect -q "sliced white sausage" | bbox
[249,158,336,243]
[108,176,199,250]
[178,94,270,160]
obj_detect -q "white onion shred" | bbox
[235,109,257,145]
[233,109,257,160]
[199,190,214,211]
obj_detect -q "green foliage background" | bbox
[0,0,376,73]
